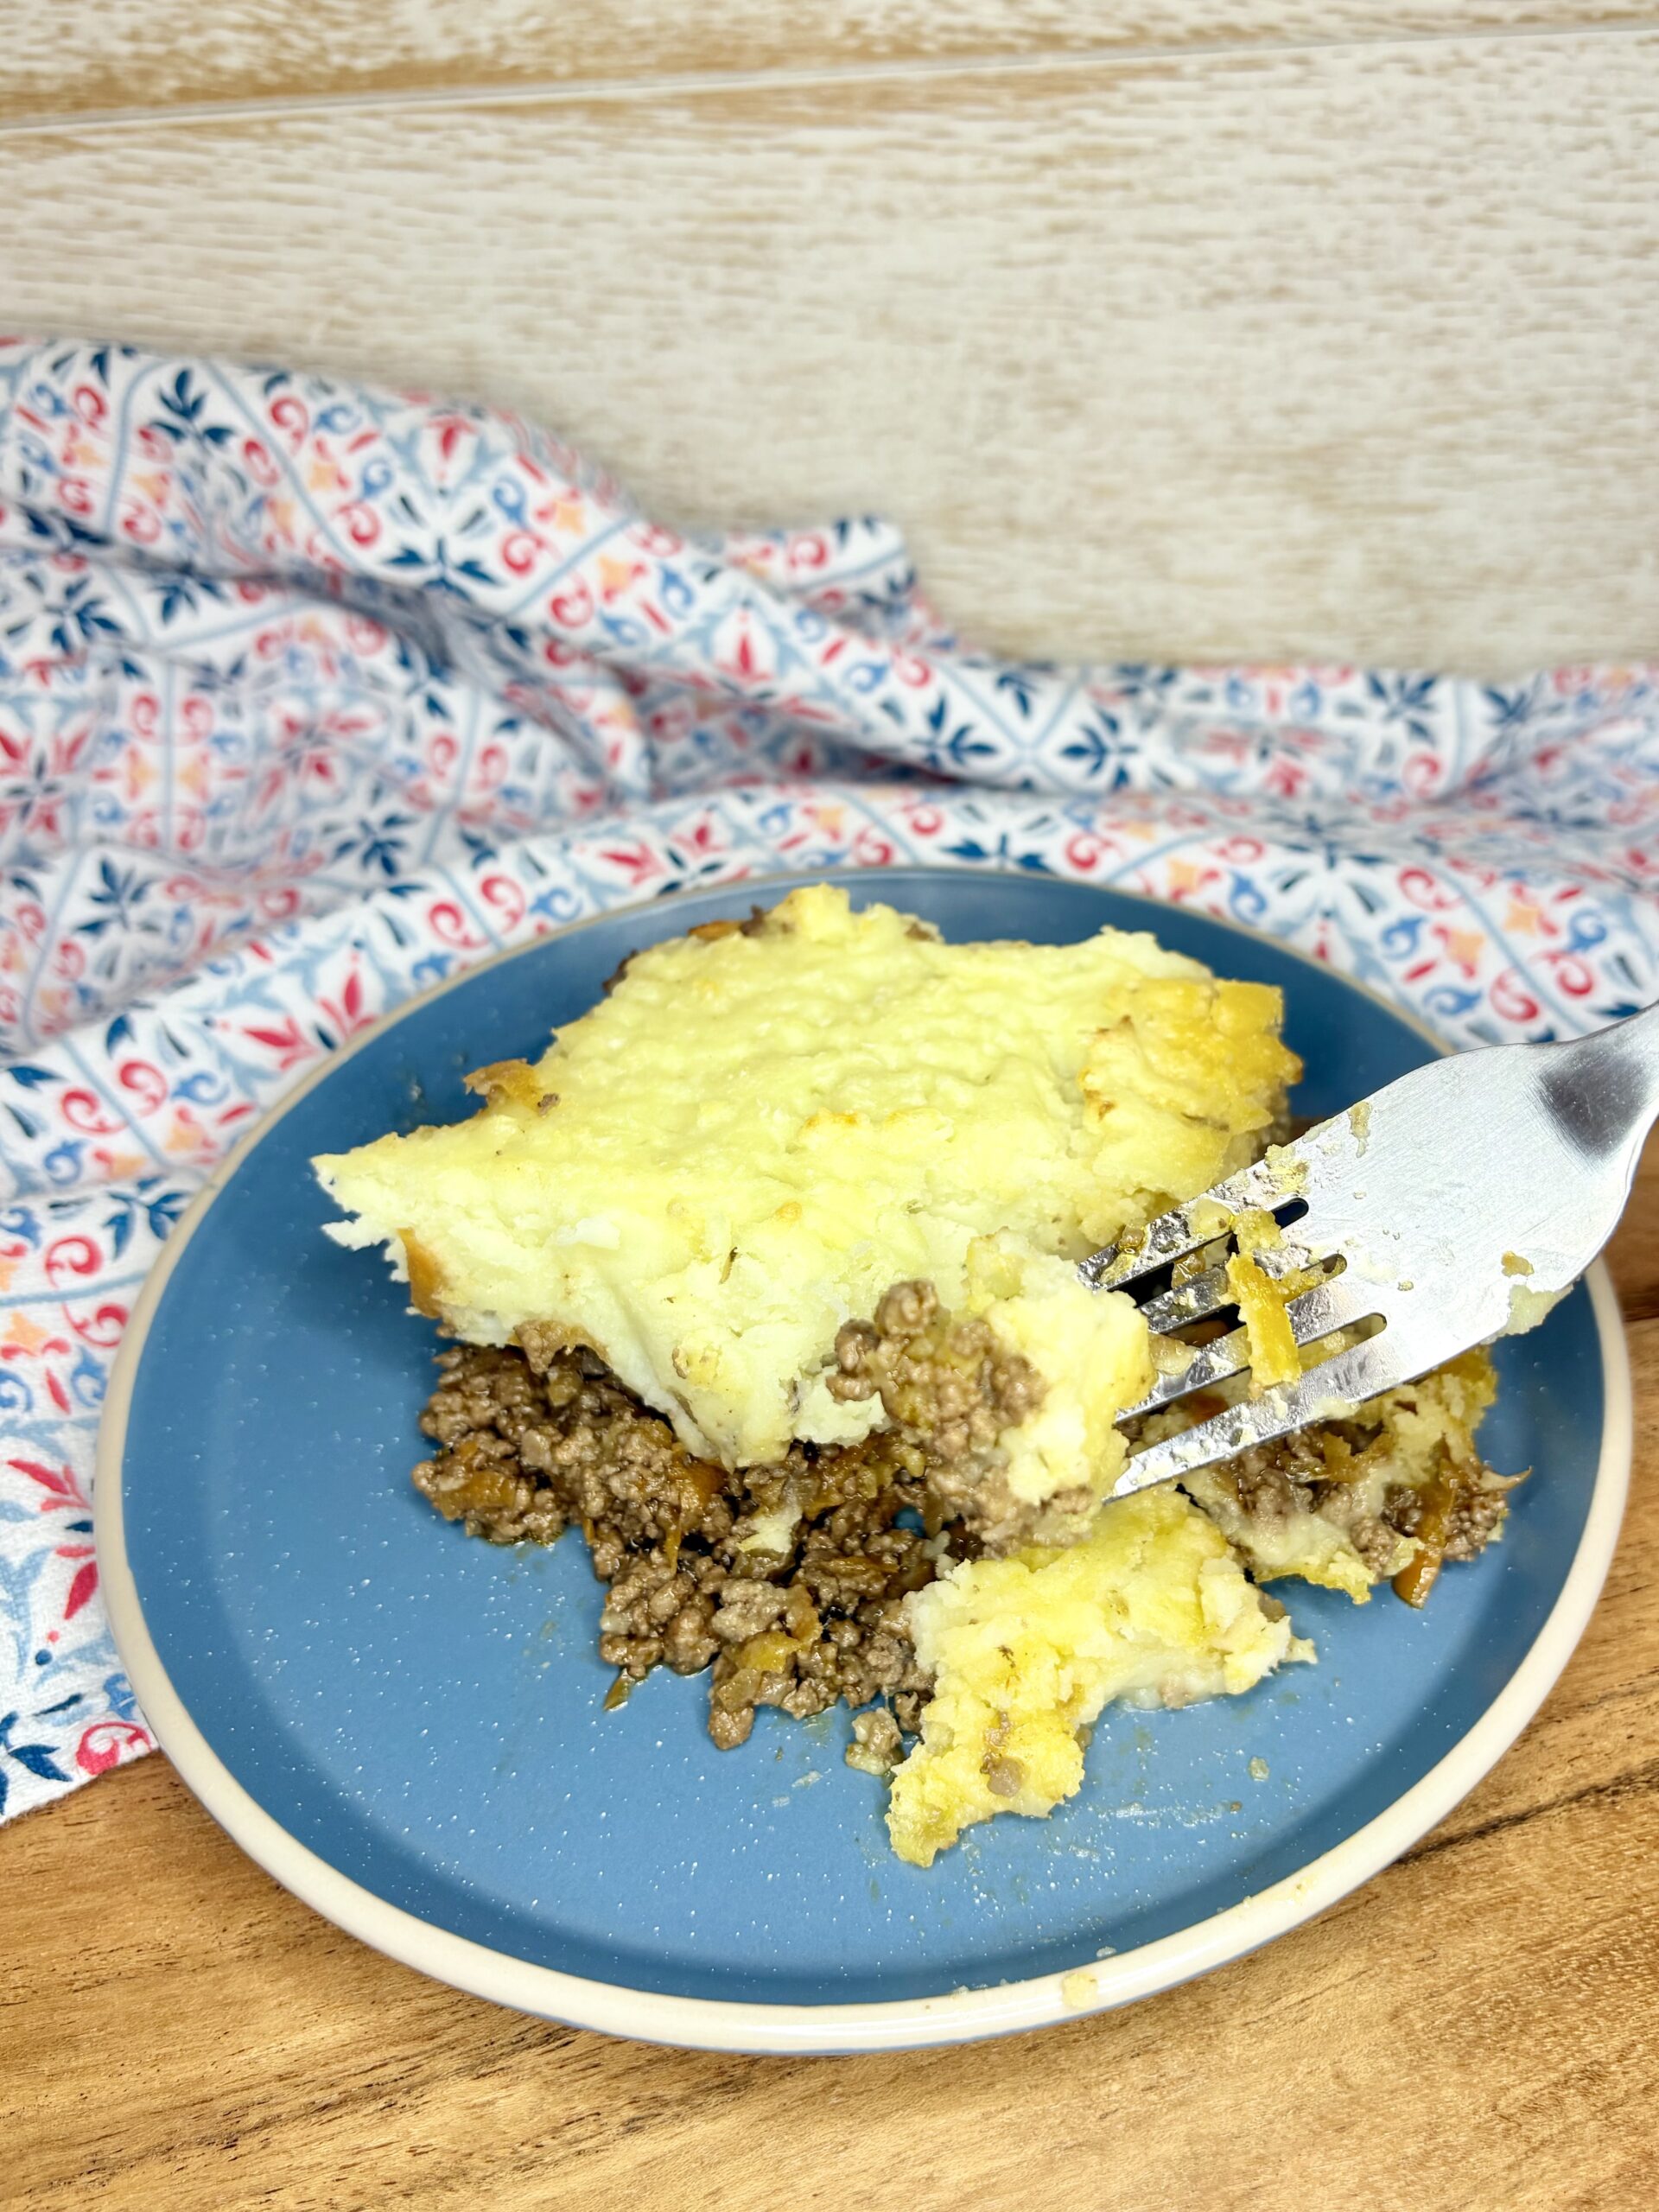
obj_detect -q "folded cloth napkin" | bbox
[2,339,1655,1821]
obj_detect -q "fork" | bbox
[1083,1000,1659,1497]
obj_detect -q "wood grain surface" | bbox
[8,1269,1657,2210]
[9,2,1656,124]
[3,18,1658,671]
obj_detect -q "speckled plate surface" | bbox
[97,869,1630,2053]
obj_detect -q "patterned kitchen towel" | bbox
[1,337,1655,1819]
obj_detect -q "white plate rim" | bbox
[95,866,1633,2055]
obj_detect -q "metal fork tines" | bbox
[1082,997,1659,1500]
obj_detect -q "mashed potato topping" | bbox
[887,1487,1311,1866]
[315,883,1299,1507]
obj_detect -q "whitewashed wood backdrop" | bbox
[3,2,1656,671]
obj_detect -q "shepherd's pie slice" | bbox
[314,884,1300,1529]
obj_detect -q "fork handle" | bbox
[1540,998,1659,1160]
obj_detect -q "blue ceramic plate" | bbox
[98,869,1630,2053]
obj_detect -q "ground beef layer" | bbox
[413,1325,1520,1755]
[415,1339,936,1750]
